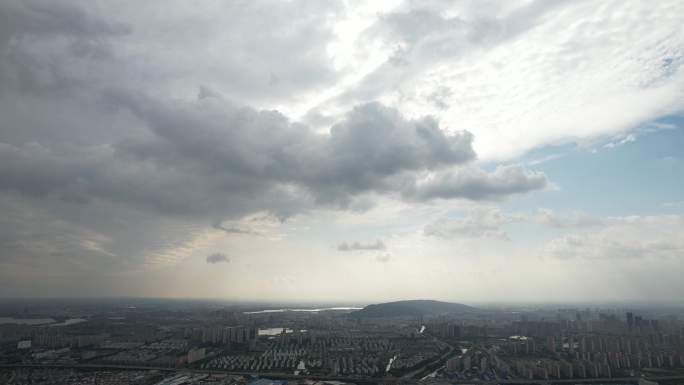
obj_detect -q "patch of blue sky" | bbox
[502,115,684,217]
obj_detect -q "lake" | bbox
[0,317,87,326]
[0,317,55,325]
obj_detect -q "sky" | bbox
[0,0,683,304]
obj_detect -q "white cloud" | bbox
[543,215,684,260]
[536,209,602,228]
[424,206,525,240]
[307,0,684,160]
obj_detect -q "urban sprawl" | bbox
[1,300,684,385]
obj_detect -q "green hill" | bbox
[350,299,476,318]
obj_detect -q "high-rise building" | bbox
[446,357,460,372]
[462,355,472,371]
[546,336,556,352]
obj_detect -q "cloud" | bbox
[0,187,222,276]
[0,0,341,103]
[0,192,116,267]
[338,240,385,252]
[212,222,257,235]
[0,1,129,41]
[1,0,678,298]
[311,0,684,160]
[406,165,548,201]
[527,153,566,166]
[0,0,130,96]
[0,96,544,220]
[600,121,677,149]
[3,0,681,157]
[535,209,603,228]
[0,86,547,286]
[424,207,525,240]
[543,215,684,260]
[206,253,230,264]
[603,134,636,149]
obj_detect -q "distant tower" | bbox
[547,336,556,353]
[626,312,634,331]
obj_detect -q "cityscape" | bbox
[2,299,684,384]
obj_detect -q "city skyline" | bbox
[0,0,683,302]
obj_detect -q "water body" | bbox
[0,317,87,326]
[50,318,87,327]
[0,317,55,325]
[244,307,361,314]
[386,355,397,372]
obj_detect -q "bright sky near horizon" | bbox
[0,0,683,303]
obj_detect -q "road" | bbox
[0,363,380,384]
[399,346,456,380]
[3,363,684,384]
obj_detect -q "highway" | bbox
[0,363,380,384]
[3,363,684,384]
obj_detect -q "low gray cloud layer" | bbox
[0,90,548,219]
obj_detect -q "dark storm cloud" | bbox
[206,253,230,264]
[337,240,386,252]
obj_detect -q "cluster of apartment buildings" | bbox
[184,326,258,347]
